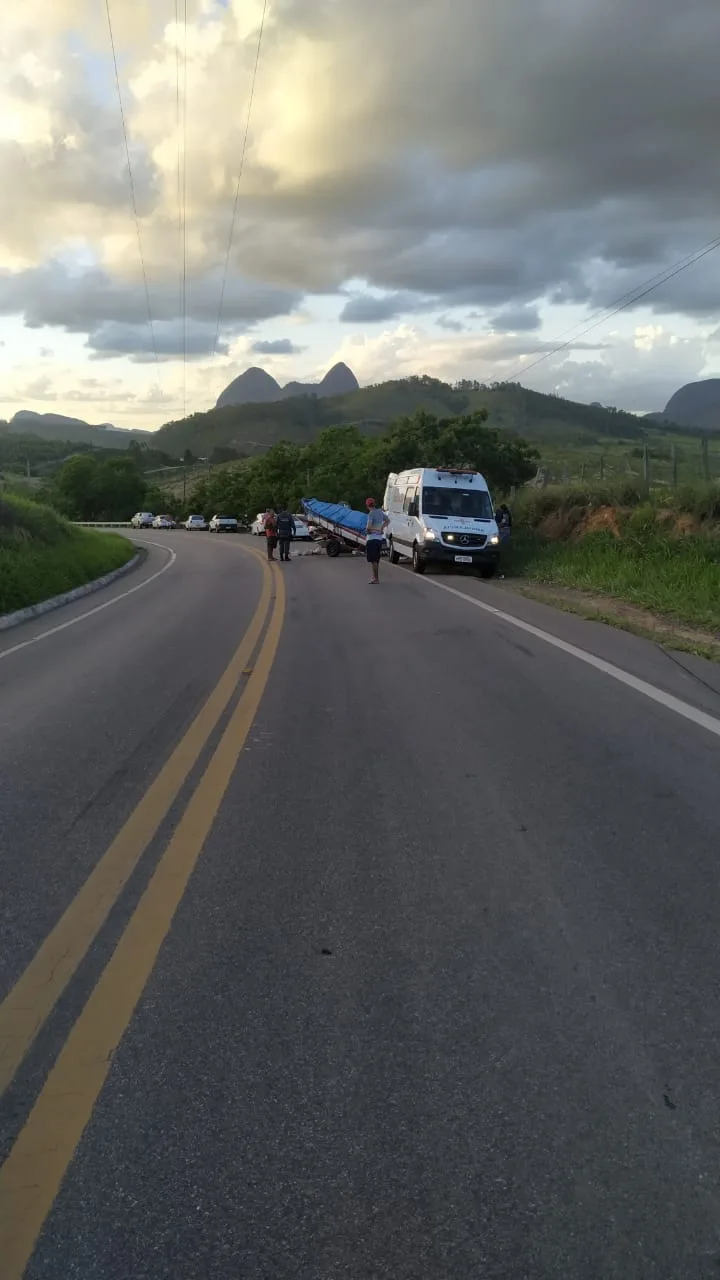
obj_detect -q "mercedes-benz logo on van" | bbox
[460,535,470,545]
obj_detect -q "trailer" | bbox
[301,498,372,557]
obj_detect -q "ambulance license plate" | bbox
[454,555,473,564]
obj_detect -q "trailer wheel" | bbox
[326,539,341,557]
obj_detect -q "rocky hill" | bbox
[215,361,359,409]
[657,380,720,431]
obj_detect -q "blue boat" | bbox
[301,498,370,556]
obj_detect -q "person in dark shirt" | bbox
[495,503,512,542]
[276,508,296,561]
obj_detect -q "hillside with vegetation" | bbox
[504,483,720,657]
[0,492,135,616]
[2,411,151,447]
[154,375,708,460]
[187,408,540,521]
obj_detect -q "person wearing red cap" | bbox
[365,497,389,584]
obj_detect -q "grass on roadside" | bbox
[0,493,135,615]
[504,488,720,635]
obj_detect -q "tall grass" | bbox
[515,481,720,525]
[0,494,135,615]
[506,487,720,632]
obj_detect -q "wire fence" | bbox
[537,438,720,490]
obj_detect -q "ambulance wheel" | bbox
[411,544,426,574]
[388,538,400,565]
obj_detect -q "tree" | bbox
[93,457,146,519]
[50,453,146,520]
[50,454,99,520]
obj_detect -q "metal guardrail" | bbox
[74,521,133,528]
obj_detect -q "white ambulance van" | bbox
[383,467,500,576]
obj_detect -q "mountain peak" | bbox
[319,362,360,395]
[215,362,359,409]
[216,367,281,409]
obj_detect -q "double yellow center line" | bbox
[0,550,285,1277]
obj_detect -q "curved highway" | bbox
[2,531,720,1278]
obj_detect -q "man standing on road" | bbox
[264,509,278,561]
[365,497,389,585]
[276,508,296,562]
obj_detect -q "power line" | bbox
[503,232,720,385]
[211,0,269,360]
[104,0,161,384]
[174,1,182,263]
[182,0,188,418]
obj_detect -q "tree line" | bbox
[36,409,539,522]
[187,410,540,520]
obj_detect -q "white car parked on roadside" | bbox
[152,514,176,529]
[131,511,155,528]
[184,514,207,530]
[251,512,267,535]
[209,515,238,533]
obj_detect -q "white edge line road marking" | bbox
[0,540,176,663]
[415,573,720,743]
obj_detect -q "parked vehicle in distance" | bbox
[131,511,155,528]
[209,515,238,533]
[251,512,267,535]
[383,467,500,577]
[183,514,208,531]
[292,516,313,540]
[152,514,176,529]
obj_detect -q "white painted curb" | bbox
[0,550,143,633]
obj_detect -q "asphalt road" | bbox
[2,532,720,1278]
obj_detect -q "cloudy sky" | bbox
[1,0,719,430]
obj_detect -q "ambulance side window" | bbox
[403,485,418,515]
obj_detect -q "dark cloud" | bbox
[216,0,720,325]
[490,305,541,332]
[250,338,304,355]
[339,292,430,323]
[86,320,228,362]
[436,315,467,333]
[0,261,300,358]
